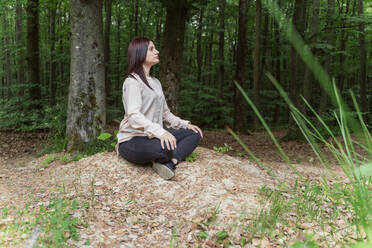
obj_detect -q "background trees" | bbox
[0,0,370,146]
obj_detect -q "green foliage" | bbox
[179,75,233,128]
[197,231,209,240]
[37,197,80,246]
[0,194,88,248]
[185,152,198,162]
[213,143,233,153]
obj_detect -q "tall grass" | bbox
[228,0,372,245]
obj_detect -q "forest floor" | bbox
[0,127,352,247]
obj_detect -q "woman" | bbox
[117,37,203,180]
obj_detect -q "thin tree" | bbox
[358,0,367,113]
[218,0,225,96]
[66,0,106,151]
[16,0,25,97]
[26,0,41,104]
[196,6,204,82]
[233,0,248,132]
[253,0,262,129]
[301,0,320,114]
[318,0,335,114]
[49,0,58,106]
[104,0,112,100]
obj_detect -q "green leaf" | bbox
[97,133,112,141]
[355,162,372,177]
[216,230,228,240]
[198,231,209,240]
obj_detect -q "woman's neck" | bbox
[143,64,151,77]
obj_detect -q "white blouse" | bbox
[117,74,189,143]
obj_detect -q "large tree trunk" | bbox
[26,0,41,104]
[66,0,105,151]
[49,1,58,106]
[301,0,320,114]
[253,0,262,130]
[16,0,25,97]
[218,0,225,96]
[358,0,367,113]
[233,0,248,132]
[159,2,189,114]
[196,6,204,82]
[318,0,335,114]
[104,0,112,100]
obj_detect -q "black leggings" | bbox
[118,128,201,164]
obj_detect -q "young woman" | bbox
[117,37,203,180]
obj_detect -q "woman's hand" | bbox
[160,131,177,150]
[187,124,203,138]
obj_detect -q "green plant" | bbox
[185,152,198,162]
[213,143,233,153]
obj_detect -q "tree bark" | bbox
[134,0,139,37]
[104,0,112,99]
[233,0,248,132]
[285,0,307,140]
[196,6,204,82]
[218,0,225,96]
[159,1,189,114]
[358,0,367,113]
[26,0,42,104]
[337,0,350,93]
[49,1,58,106]
[318,0,335,114]
[301,0,320,114]
[66,0,105,151]
[16,0,25,97]
[115,7,121,107]
[2,12,12,98]
[253,0,262,130]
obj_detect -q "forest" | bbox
[0,0,372,247]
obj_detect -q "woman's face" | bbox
[144,41,159,66]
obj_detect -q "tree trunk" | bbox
[318,0,335,114]
[159,2,189,114]
[115,7,121,107]
[337,0,350,93]
[196,6,204,82]
[104,0,112,100]
[16,0,25,97]
[218,0,225,96]
[233,0,248,132]
[301,0,320,114]
[253,0,262,130]
[49,1,58,106]
[272,0,281,124]
[358,0,367,113]
[2,13,12,98]
[26,0,42,104]
[134,0,139,37]
[285,0,307,140]
[66,0,106,151]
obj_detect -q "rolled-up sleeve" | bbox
[123,80,166,139]
[162,100,190,129]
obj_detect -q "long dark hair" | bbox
[127,37,153,90]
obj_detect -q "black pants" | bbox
[118,128,201,164]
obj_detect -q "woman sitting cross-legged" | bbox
[117,37,203,180]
